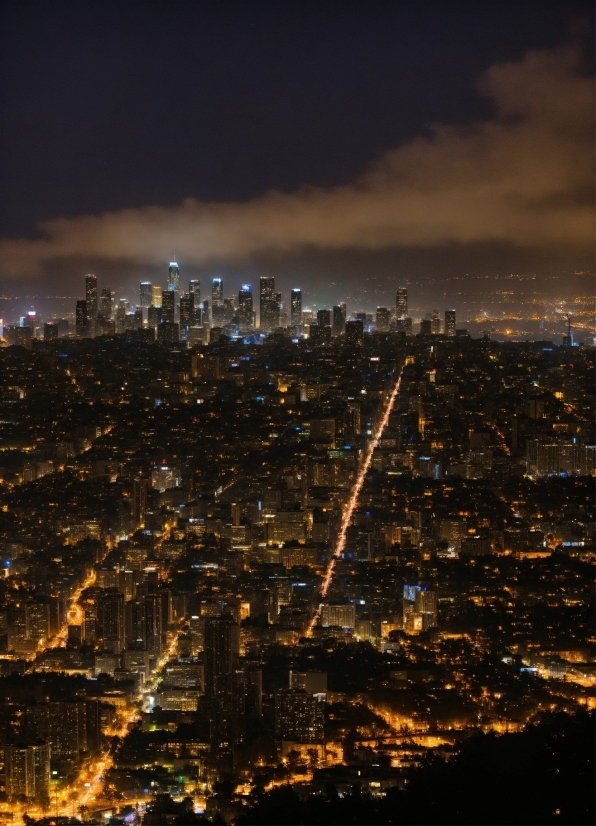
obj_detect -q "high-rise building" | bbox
[140,281,153,309]
[431,309,441,335]
[204,614,240,697]
[345,320,364,346]
[317,309,331,327]
[212,278,223,305]
[44,322,58,341]
[98,590,125,651]
[161,289,175,323]
[403,585,437,632]
[445,309,456,337]
[132,478,149,527]
[396,316,413,336]
[189,279,200,305]
[274,689,324,744]
[321,604,356,628]
[99,288,112,318]
[147,306,162,328]
[151,285,162,307]
[211,278,225,325]
[85,274,98,317]
[238,284,254,330]
[179,293,195,332]
[5,744,50,805]
[396,287,408,317]
[144,593,164,656]
[76,300,88,337]
[168,261,180,292]
[259,277,277,332]
[332,303,346,336]
[376,307,391,332]
[290,289,302,326]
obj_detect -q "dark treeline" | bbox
[236,710,595,825]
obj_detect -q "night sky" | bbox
[0,0,593,308]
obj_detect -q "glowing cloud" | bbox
[0,46,593,276]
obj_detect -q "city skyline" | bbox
[0,3,593,824]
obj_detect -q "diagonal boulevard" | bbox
[306,361,406,636]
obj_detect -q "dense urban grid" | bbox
[0,268,593,824]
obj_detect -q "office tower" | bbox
[140,281,153,309]
[130,306,143,329]
[274,689,325,744]
[85,274,98,317]
[420,318,432,335]
[396,316,413,336]
[431,309,441,335]
[189,279,200,305]
[238,284,254,330]
[415,589,438,628]
[345,320,364,346]
[75,299,88,337]
[317,308,331,327]
[273,292,282,327]
[147,306,162,328]
[222,297,236,325]
[144,593,164,656]
[161,289,175,323]
[403,585,437,632]
[179,292,195,332]
[151,285,162,307]
[211,278,225,325]
[43,322,58,341]
[48,701,89,761]
[259,276,277,332]
[203,614,240,697]
[321,604,356,628]
[132,478,149,527]
[396,287,408,317]
[98,590,125,652]
[290,289,302,326]
[376,307,391,332]
[99,287,112,318]
[25,602,50,646]
[332,303,346,336]
[344,401,361,437]
[445,309,456,337]
[202,299,210,326]
[5,744,50,805]
[168,261,180,291]
[212,277,223,305]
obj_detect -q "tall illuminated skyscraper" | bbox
[238,284,254,330]
[259,276,276,332]
[396,287,408,318]
[204,614,240,697]
[161,289,175,323]
[189,279,200,304]
[179,293,195,332]
[445,309,456,337]
[376,307,391,331]
[85,274,98,317]
[140,281,153,309]
[99,288,112,318]
[332,303,346,336]
[151,285,162,307]
[212,278,223,306]
[431,309,441,335]
[290,289,302,326]
[168,261,180,291]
